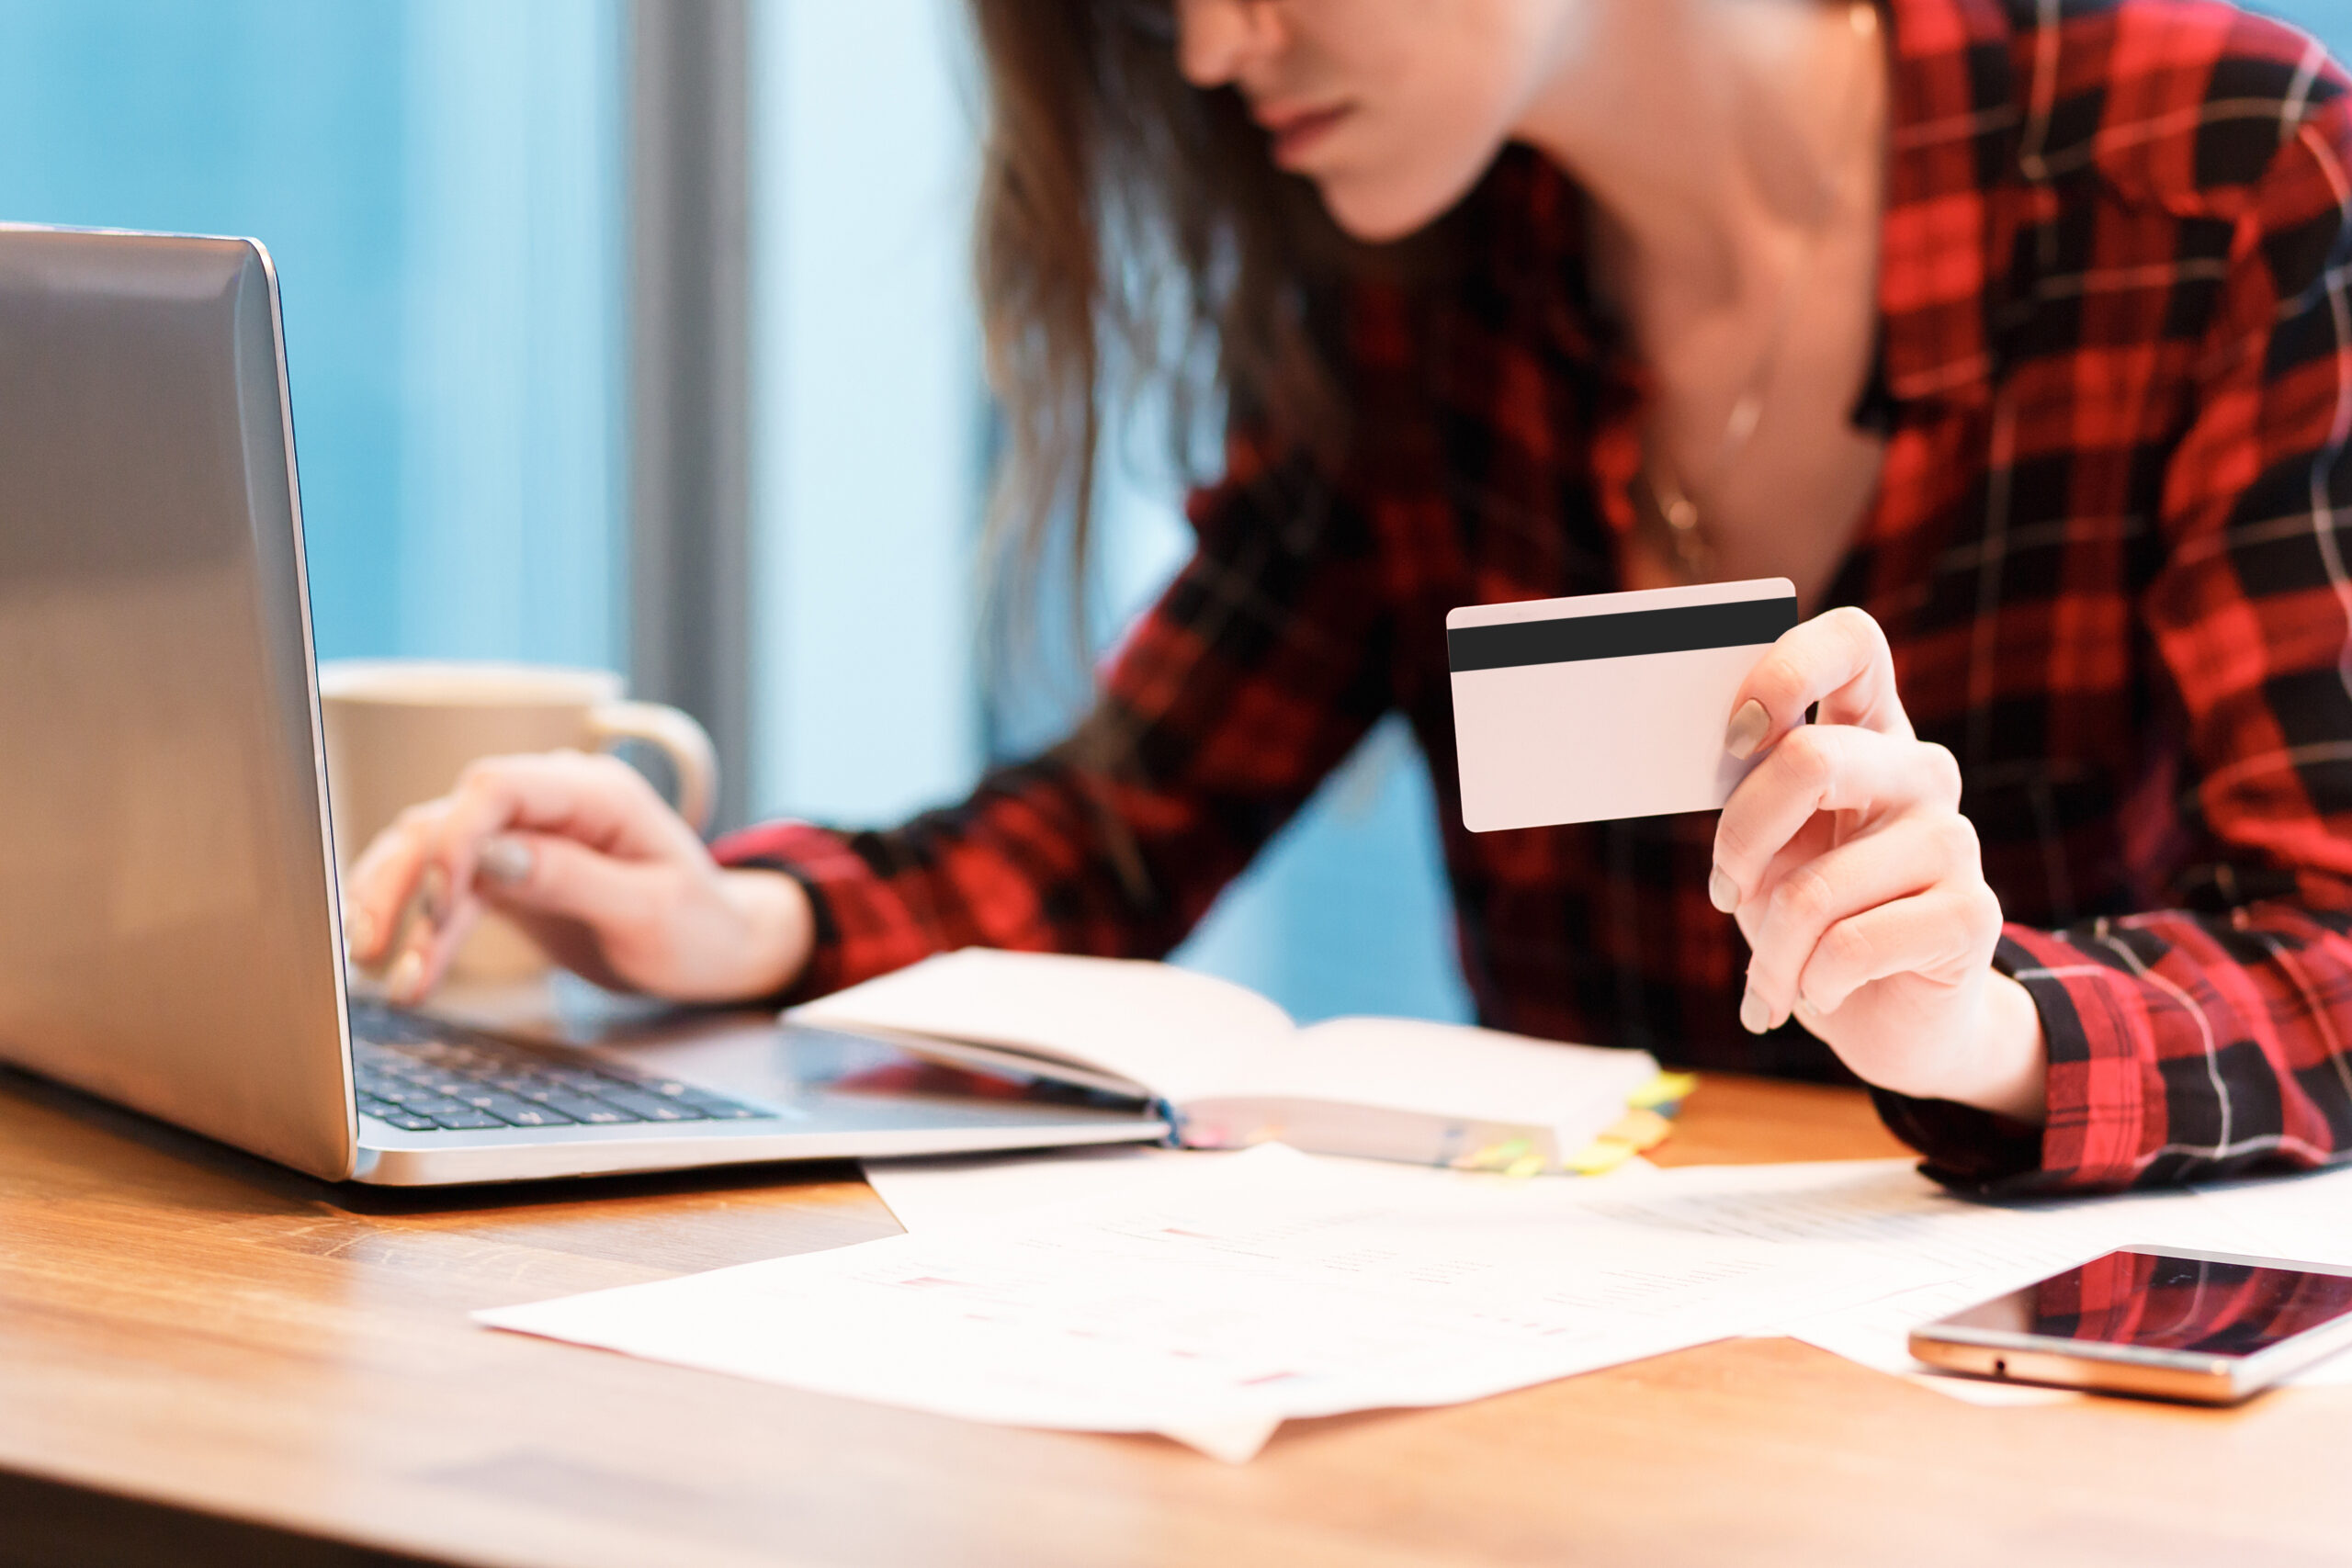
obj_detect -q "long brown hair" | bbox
[967,0,1367,665]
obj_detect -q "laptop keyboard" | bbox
[349,1001,776,1134]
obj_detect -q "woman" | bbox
[345,0,2352,1193]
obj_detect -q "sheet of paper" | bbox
[1621,1157,2352,1399]
[487,1145,1920,1462]
[1783,1280,2086,1406]
[863,1145,1235,1235]
[860,1145,1661,1235]
[2188,1162,2352,1266]
[1553,1156,2222,1269]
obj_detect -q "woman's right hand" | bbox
[341,750,814,1007]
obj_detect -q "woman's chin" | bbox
[1313,165,1488,244]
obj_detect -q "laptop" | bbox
[0,225,1167,1184]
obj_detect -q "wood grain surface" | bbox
[3,1044,2345,1568]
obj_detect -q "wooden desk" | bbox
[4,1062,2346,1568]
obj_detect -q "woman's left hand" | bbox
[1709,606,2047,1122]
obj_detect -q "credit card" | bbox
[1447,578,1798,831]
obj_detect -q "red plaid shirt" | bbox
[720,0,2352,1193]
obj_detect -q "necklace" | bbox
[1642,0,1882,578]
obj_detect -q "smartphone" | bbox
[1908,1246,2352,1404]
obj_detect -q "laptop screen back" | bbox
[0,229,355,1179]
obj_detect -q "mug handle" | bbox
[587,701,718,835]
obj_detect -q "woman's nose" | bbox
[1174,0,1283,89]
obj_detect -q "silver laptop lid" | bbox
[0,228,356,1180]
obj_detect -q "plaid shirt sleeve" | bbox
[711,429,1394,1002]
[1880,92,2352,1194]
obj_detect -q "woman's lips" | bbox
[1261,104,1351,168]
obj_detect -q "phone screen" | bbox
[1940,1249,2352,1359]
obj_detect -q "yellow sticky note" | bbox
[1598,1107,1675,1152]
[1626,1071,1700,1111]
[1566,1140,1640,1177]
[1450,1137,1532,1172]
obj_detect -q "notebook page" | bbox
[786,949,1294,1103]
[1250,1016,1659,1127]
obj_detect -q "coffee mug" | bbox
[316,660,717,981]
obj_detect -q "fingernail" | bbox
[418,863,450,926]
[387,948,425,1002]
[1708,867,1740,914]
[1724,700,1770,761]
[342,899,374,956]
[1792,996,1821,1027]
[1739,987,1771,1034]
[477,836,534,887]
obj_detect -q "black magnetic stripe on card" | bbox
[1447,596,1799,672]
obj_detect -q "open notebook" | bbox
[786,950,1672,1173]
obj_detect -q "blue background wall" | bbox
[0,0,623,669]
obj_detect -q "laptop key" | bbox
[654,1086,772,1119]
[375,1110,442,1132]
[589,1089,709,1122]
[426,1108,505,1131]
[457,1091,566,1122]
[493,1105,577,1129]
[668,1087,764,1112]
[531,1092,641,1125]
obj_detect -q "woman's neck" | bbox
[1506,0,1893,602]
[1511,0,1883,317]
